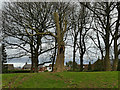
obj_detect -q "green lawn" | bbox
[0,74,2,89]
[2,71,118,88]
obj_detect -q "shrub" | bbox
[3,70,30,73]
[117,60,120,71]
[2,69,8,73]
[44,70,48,72]
[92,59,104,71]
[88,62,92,71]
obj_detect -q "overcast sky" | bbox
[0,0,4,9]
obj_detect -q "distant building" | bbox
[22,63,52,72]
[91,59,104,71]
[22,64,31,70]
[3,64,14,70]
[65,64,89,71]
[14,67,21,70]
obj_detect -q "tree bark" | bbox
[30,44,34,73]
[53,12,66,72]
[79,26,85,72]
[30,28,34,73]
[52,38,57,72]
[80,54,84,71]
[113,34,118,71]
[73,34,77,71]
[54,41,65,72]
[34,49,39,73]
[34,36,41,73]
[104,44,111,71]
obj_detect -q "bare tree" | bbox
[69,3,79,71]
[66,2,92,71]
[89,19,105,60]
[80,2,117,71]
[26,2,73,72]
[2,2,55,72]
[112,2,120,71]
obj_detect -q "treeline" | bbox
[1,2,120,72]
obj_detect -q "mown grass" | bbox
[2,71,118,88]
[0,74,2,89]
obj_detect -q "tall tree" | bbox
[78,3,91,71]
[89,18,105,60]
[112,2,120,71]
[26,2,72,72]
[80,2,116,71]
[26,12,67,72]
[69,3,91,71]
[53,12,67,72]
[2,2,55,72]
[69,4,79,71]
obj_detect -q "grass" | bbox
[2,71,118,88]
[0,74,2,89]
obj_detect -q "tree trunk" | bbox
[73,35,77,71]
[104,30,111,71]
[34,36,41,73]
[30,27,34,73]
[52,38,57,72]
[104,45,111,71]
[53,12,67,72]
[80,55,84,71]
[54,41,65,72]
[34,51,38,73]
[113,36,118,71]
[30,44,34,73]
